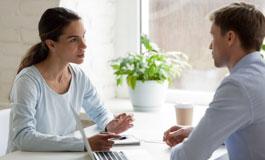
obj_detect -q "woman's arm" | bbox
[81,78,114,131]
[10,75,84,152]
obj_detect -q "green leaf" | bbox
[143,74,148,80]
[123,70,132,74]
[117,76,123,86]
[111,64,120,70]
[141,34,153,52]
[149,65,154,77]
[168,77,172,86]
[114,70,120,75]
[109,34,192,86]
[262,44,265,51]
[127,76,131,86]
[131,76,137,90]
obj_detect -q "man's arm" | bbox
[171,78,252,160]
[163,125,193,147]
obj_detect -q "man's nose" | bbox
[209,42,213,50]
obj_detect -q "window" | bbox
[141,0,265,104]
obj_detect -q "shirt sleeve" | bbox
[82,77,114,131]
[170,78,252,160]
[10,75,84,152]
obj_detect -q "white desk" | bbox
[0,99,228,160]
[104,99,228,160]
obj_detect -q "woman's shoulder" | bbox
[69,64,89,80]
[69,64,93,88]
[69,64,82,74]
[15,65,42,84]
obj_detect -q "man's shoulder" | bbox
[220,63,265,97]
[230,60,265,80]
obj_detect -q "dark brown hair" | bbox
[17,7,81,74]
[210,2,265,51]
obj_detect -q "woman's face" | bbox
[52,19,87,64]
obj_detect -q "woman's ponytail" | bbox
[17,42,48,74]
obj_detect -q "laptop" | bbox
[70,103,128,160]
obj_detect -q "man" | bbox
[163,2,265,160]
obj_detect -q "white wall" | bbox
[0,0,140,109]
[60,0,140,100]
[60,0,117,101]
[114,0,140,98]
[0,0,60,109]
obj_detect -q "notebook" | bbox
[70,103,129,160]
[112,135,140,146]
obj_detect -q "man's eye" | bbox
[70,38,77,42]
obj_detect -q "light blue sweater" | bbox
[7,65,113,152]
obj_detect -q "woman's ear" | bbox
[45,39,56,52]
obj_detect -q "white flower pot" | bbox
[128,80,168,112]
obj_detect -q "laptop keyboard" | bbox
[94,151,128,160]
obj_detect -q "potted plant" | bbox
[110,35,191,111]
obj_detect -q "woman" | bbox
[7,7,133,153]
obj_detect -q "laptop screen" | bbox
[70,103,95,160]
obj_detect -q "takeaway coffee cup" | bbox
[175,103,193,125]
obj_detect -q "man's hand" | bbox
[163,125,193,147]
[87,132,121,151]
[106,113,134,134]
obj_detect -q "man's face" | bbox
[209,23,229,68]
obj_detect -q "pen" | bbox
[109,136,127,141]
[119,136,127,140]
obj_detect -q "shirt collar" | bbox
[231,51,262,74]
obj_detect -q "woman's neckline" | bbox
[32,64,74,96]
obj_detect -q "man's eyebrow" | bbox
[67,35,79,39]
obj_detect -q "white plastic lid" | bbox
[175,103,193,108]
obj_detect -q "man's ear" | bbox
[45,39,56,52]
[226,31,236,47]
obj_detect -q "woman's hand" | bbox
[87,132,121,151]
[106,113,134,134]
[163,125,193,147]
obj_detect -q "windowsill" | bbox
[103,98,208,127]
[80,89,214,126]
